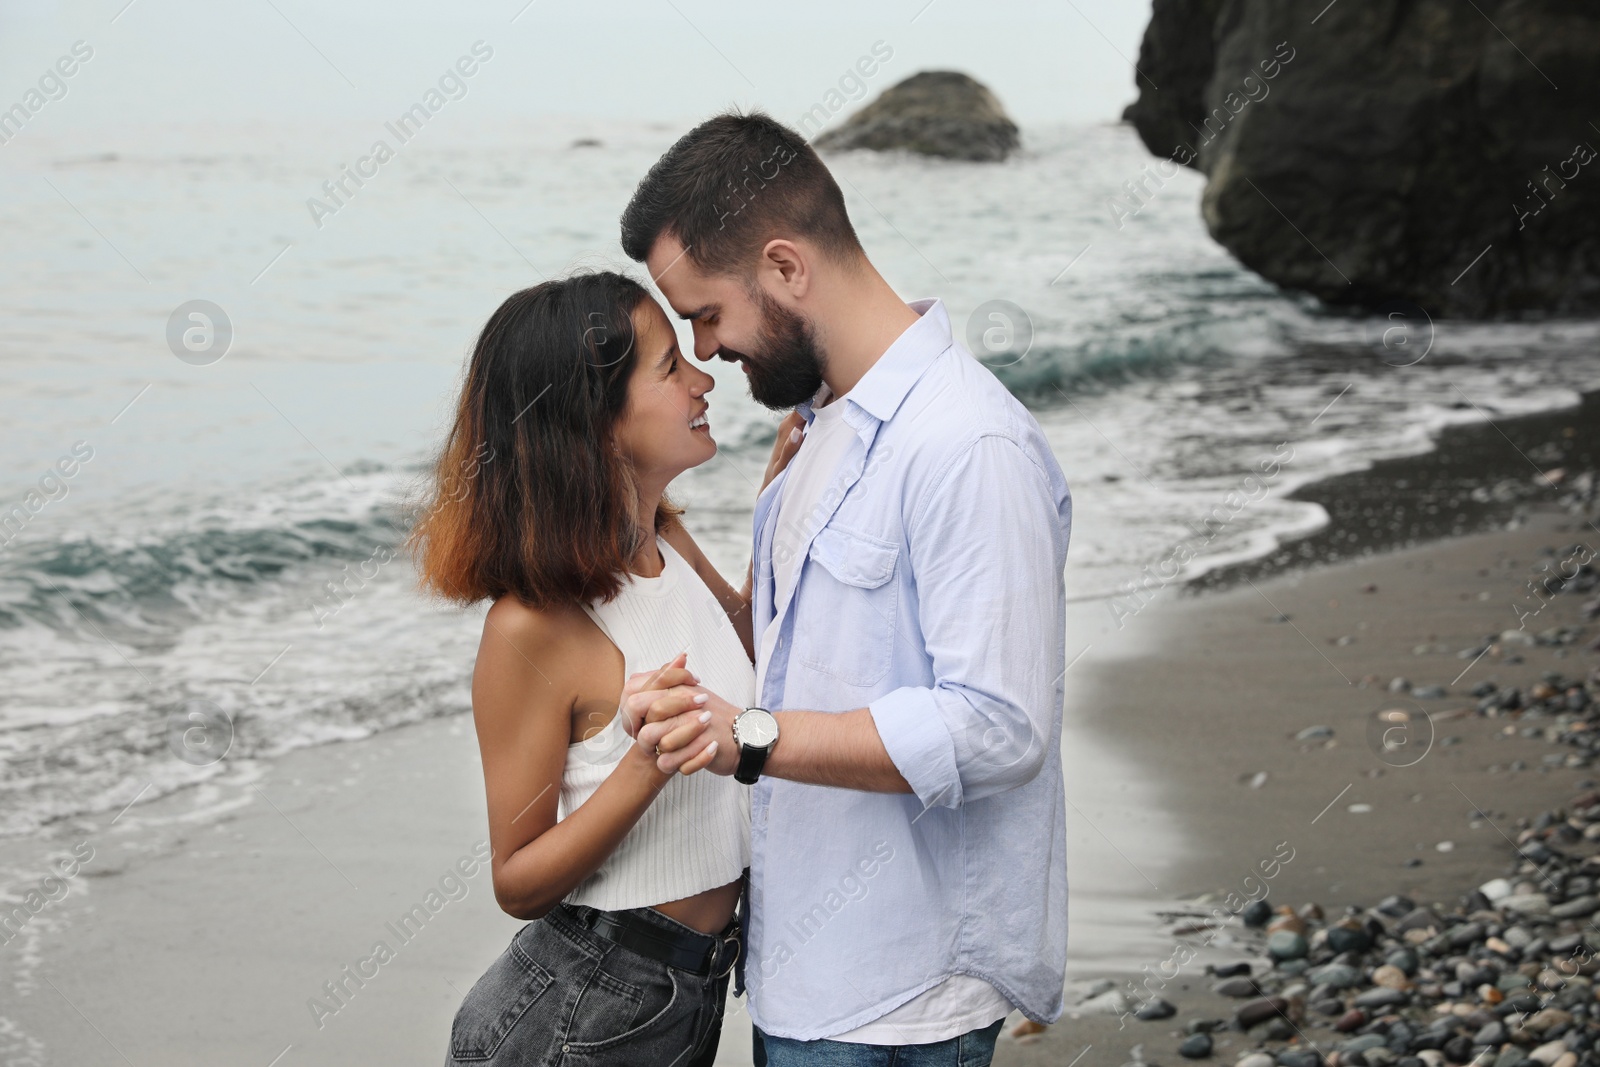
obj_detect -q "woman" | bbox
[407,270,800,1066]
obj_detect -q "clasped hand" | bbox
[621,653,742,777]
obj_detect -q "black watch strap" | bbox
[735,740,770,785]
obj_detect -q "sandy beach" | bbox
[1,401,1596,1067]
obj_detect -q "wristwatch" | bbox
[732,707,780,785]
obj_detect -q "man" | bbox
[622,111,1071,1067]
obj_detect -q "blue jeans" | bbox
[753,1017,1006,1066]
[445,902,733,1066]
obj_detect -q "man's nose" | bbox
[691,325,718,361]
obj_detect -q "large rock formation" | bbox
[815,71,1020,162]
[1123,0,1600,318]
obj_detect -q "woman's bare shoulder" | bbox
[478,596,600,684]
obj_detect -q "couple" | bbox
[412,111,1073,1066]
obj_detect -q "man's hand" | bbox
[760,411,805,494]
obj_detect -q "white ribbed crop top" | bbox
[558,535,753,911]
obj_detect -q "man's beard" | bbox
[724,289,825,410]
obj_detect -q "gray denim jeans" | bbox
[445,901,735,1066]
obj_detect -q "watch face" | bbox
[738,709,779,747]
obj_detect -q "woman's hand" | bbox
[630,707,718,778]
[618,654,696,738]
[760,411,806,494]
[619,653,719,777]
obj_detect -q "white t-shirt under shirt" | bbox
[760,384,1015,1045]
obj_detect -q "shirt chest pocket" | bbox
[795,524,900,688]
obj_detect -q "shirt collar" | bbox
[795,298,949,429]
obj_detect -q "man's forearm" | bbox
[764,708,913,793]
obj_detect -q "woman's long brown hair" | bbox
[405,271,680,609]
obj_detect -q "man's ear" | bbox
[759,239,810,299]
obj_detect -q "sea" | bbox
[2,115,1599,931]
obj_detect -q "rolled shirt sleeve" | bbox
[868,432,1069,811]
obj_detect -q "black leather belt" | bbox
[558,902,740,978]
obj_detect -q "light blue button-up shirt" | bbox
[744,298,1073,1041]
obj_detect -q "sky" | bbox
[0,0,1155,137]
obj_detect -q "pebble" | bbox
[1081,978,1115,998]
[1385,948,1420,975]
[1180,1034,1213,1059]
[1241,900,1273,927]
[1478,877,1514,900]
[1370,965,1411,990]
[1352,987,1409,1009]
[1309,963,1362,990]
[1376,895,1415,917]
[1267,930,1309,960]
[1136,997,1177,1021]
[1395,907,1441,933]
[1529,1041,1567,1066]
[1237,1056,1275,1067]
[1327,925,1374,954]
[1236,996,1290,1028]
[1549,894,1599,918]
[1339,1035,1387,1055]
[1276,1052,1322,1067]
[1214,977,1262,998]
[1500,893,1552,915]
[1268,913,1309,936]
[1523,1008,1573,1033]
[1334,1008,1367,1032]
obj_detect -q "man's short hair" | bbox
[619,110,863,277]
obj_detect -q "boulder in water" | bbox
[814,71,1019,162]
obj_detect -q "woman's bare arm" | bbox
[472,599,715,920]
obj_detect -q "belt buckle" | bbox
[711,930,741,979]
